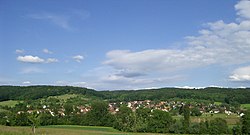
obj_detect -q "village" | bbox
[17,99,245,118]
[107,100,245,116]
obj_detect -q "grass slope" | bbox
[0,100,21,107]
[173,113,240,125]
[241,104,250,110]
[0,125,171,135]
[48,94,79,101]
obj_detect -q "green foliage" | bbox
[209,118,228,134]
[1,86,250,104]
[169,120,183,134]
[0,100,21,108]
[64,103,74,116]
[83,101,114,127]
[114,107,173,133]
[242,110,250,134]
[113,106,135,132]
[0,86,248,134]
[100,87,250,104]
[0,86,100,101]
[191,107,202,116]
[199,120,209,134]
[39,112,55,126]
[241,104,250,110]
[183,104,190,133]
[232,124,242,135]
[15,113,30,126]
[28,112,41,134]
[134,107,151,132]
[147,110,173,133]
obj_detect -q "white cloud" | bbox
[80,66,185,90]
[55,81,90,88]
[83,0,250,90]
[46,58,58,63]
[101,74,182,85]
[104,1,250,75]
[73,55,84,63]
[15,49,25,54]
[22,81,31,84]
[17,55,58,64]
[235,0,250,20]
[229,66,250,81]
[43,49,53,54]
[17,55,45,63]
[175,86,205,89]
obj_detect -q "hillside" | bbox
[0,86,102,101]
[0,86,250,104]
[100,87,250,104]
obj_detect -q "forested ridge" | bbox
[101,87,250,104]
[0,86,101,101]
[1,86,250,104]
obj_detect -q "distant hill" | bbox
[0,86,250,104]
[0,86,102,101]
[100,87,250,104]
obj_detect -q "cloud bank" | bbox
[85,0,250,90]
[104,0,250,78]
[230,66,250,81]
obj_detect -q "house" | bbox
[225,110,232,115]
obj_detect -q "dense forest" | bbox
[1,86,250,104]
[0,86,101,101]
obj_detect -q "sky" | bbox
[1,0,250,90]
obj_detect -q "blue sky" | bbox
[1,0,250,90]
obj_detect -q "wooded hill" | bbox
[1,86,250,104]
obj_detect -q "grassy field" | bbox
[173,113,240,125]
[0,100,22,108]
[0,125,170,135]
[214,102,222,105]
[49,94,79,101]
[241,104,250,110]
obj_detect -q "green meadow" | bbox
[241,104,250,110]
[0,100,21,108]
[173,113,240,126]
[0,125,170,135]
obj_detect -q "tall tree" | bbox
[242,110,250,134]
[114,105,135,132]
[183,104,190,133]
[83,101,113,126]
[28,112,41,134]
[209,118,228,134]
[147,110,173,133]
[134,107,151,132]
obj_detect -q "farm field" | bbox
[241,104,250,110]
[173,113,240,125]
[0,100,21,108]
[0,125,171,135]
[48,94,79,101]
